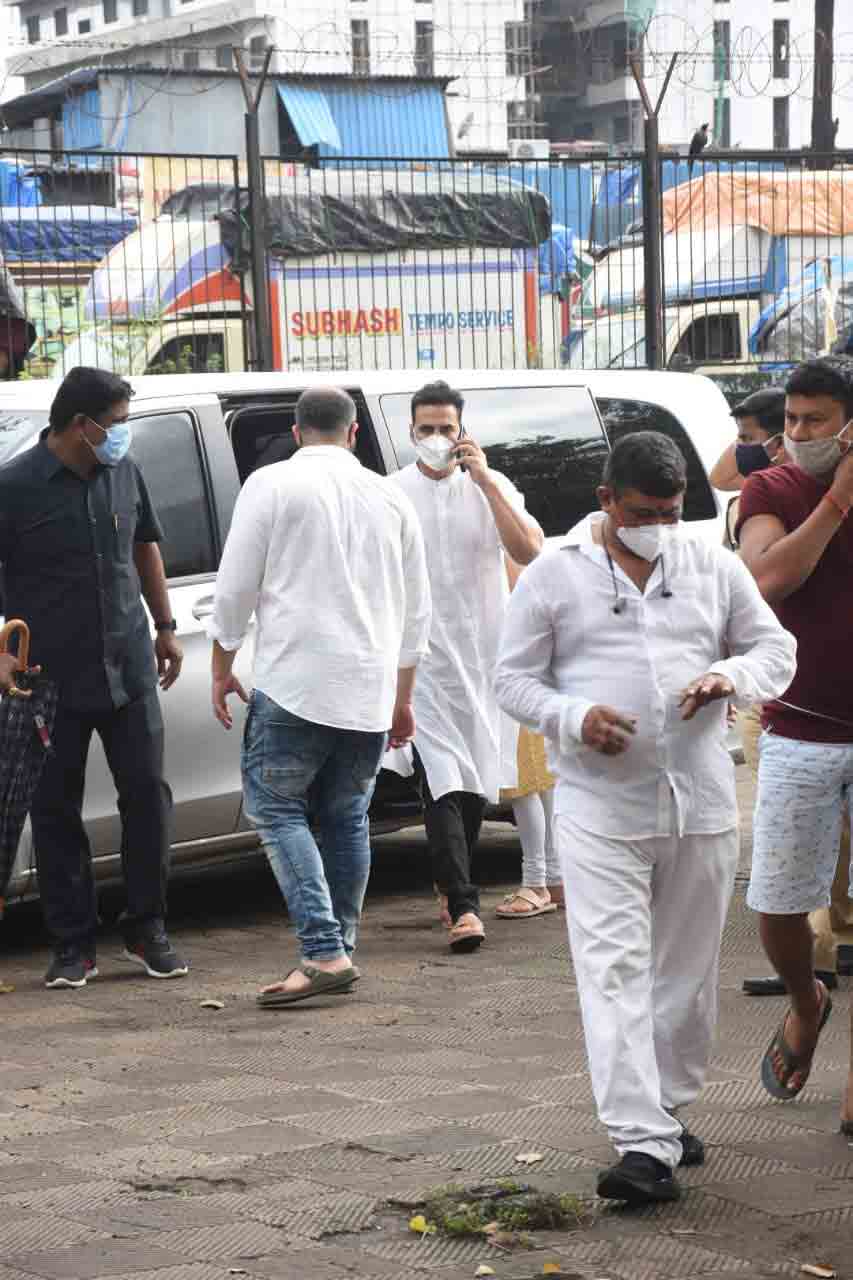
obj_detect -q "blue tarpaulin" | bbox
[0,206,135,263]
[0,161,41,207]
[277,78,450,161]
[62,87,103,150]
[749,255,853,361]
[538,223,575,295]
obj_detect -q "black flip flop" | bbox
[257,962,360,1008]
[760,983,833,1100]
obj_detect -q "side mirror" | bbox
[668,352,692,371]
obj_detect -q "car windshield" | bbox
[0,408,48,467]
[54,328,149,377]
[568,312,677,370]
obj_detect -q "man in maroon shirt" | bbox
[738,355,853,1132]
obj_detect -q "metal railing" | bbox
[0,146,851,391]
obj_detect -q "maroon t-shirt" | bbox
[737,462,853,743]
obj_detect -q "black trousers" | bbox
[412,751,486,922]
[30,690,173,947]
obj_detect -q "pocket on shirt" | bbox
[114,508,136,560]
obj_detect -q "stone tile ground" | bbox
[0,766,850,1280]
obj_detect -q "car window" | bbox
[0,409,48,466]
[227,395,383,485]
[673,314,741,363]
[380,386,609,538]
[596,397,717,522]
[130,412,217,578]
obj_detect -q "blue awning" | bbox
[276,78,450,160]
[319,82,449,159]
[277,84,342,152]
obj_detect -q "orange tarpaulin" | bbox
[661,170,853,238]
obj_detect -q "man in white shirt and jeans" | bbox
[208,387,431,1007]
[388,380,543,952]
[495,431,796,1205]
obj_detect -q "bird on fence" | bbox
[689,123,710,174]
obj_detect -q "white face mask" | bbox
[617,522,679,561]
[414,434,455,470]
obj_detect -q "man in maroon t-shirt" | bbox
[738,355,853,1132]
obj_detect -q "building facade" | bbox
[1,0,849,155]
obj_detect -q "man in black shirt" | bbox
[0,367,187,989]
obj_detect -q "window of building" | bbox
[713,20,731,81]
[248,34,269,70]
[351,19,370,76]
[78,17,91,32]
[54,7,68,35]
[773,95,790,149]
[505,21,526,77]
[103,0,117,22]
[773,20,790,78]
[216,44,234,69]
[414,20,433,77]
[26,14,40,43]
[183,50,199,69]
[132,0,148,15]
[506,99,534,141]
[612,31,629,77]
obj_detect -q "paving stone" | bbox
[8,1240,188,1278]
[174,1123,331,1158]
[151,1222,289,1262]
[703,1169,853,1217]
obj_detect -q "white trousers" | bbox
[512,789,561,887]
[556,811,738,1169]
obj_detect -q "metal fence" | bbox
[1,145,852,389]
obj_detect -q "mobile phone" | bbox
[456,426,468,473]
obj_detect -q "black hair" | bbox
[785,356,853,421]
[49,367,133,432]
[731,388,786,436]
[602,431,687,498]
[295,386,357,435]
[411,380,465,422]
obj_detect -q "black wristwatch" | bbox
[154,619,178,632]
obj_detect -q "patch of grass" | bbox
[417,1181,589,1243]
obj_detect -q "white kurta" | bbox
[386,463,539,803]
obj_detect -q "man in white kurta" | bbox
[388,380,543,952]
[494,431,796,1205]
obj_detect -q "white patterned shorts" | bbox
[747,732,853,915]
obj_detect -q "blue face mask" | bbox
[86,416,132,467]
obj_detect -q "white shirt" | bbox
[494,513,797,838]
[385,462,542,803]
[209,446,432,733]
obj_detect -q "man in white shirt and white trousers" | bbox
[495,431,796,1205]
[387,380,544,952]
[208,387,431,1007]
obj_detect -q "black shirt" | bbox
[0,431,163,712]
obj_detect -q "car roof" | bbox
[0,367,722,413]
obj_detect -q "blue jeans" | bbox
[241,690,387,960]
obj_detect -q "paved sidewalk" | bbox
[0,815,851,1280]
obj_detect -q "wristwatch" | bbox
[154,619,178,632]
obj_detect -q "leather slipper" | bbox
[448,913,485,953]
[760,982,832,1100]
[257,962,360,1008]
[496,887,558,919]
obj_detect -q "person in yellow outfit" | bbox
[496,558,563,919]
[710,387,853,992]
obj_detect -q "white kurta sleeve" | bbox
[708,552,797,706]
[208,472,275,653]
[398,493,432,668]
[494,566,594,749]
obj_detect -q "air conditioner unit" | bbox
[509,138,550,160]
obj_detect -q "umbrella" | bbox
[0,620,58,917]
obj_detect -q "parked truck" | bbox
[56,173,573,376]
